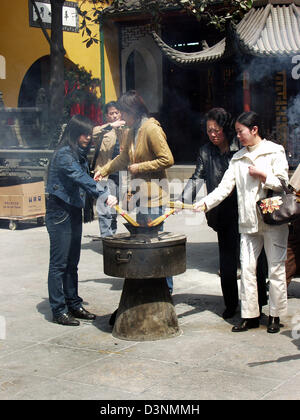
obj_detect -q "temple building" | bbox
[0,0,299,168]
[101,0,300,168]
[0,0,108,151]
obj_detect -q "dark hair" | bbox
[104,101,119,115]
[205,107,235,141]
[58,114,94,154]
[47,115,94,180]
[117,90,149,121]
[236,111,263,137]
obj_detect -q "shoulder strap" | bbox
[90,136,103,172]
[266,178,290,197]
[278,178,290,194]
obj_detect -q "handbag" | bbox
[257,179,300,225]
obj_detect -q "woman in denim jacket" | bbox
[46,115,117,326]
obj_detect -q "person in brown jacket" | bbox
[286,163,300,289]
[92,101,126,237]
[94,90,174,295]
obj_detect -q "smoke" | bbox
[234,54,300,166]
[286,93,300,167]
[287,94,300,126]
[236,56,291,83]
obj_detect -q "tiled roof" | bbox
[152,3,300,64]
[102,0,227,16]
[102,0,179,16]
[151,32,226,64]
[236,3,300,56]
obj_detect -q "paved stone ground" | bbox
[0,211,300,401]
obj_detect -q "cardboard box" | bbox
[0,181,45,217]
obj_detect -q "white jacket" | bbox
[202,139,289,234]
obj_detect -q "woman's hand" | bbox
[128,163,139,175]
[111,120,126,129]
[173,200,184,213]
[94,170,103,182]
[106,195,118,208]
[193,201,207,212]
[248,165,266,183]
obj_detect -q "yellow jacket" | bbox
[96,117,174,207]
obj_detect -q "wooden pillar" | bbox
[243,70,251,112]
[275,70,288,148]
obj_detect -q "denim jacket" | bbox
[47,145,108,208]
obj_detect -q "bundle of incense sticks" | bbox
[168,201,195,210]
[114,205,140,227]
[147,209,176,227]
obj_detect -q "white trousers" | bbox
[240,223,289,319]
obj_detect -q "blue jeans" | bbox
[136,206,173,293]
[96,179,118,237]
[46,196,83,317]
[97,198,117,237]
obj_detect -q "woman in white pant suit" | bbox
[194,111,289,333]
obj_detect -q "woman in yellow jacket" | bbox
[94,90,174,293]
[94,90,174,212]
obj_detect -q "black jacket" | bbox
[180,137,240,231]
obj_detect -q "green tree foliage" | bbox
[79,0,253,47]
[176,0,253,30]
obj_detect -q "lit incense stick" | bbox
[114,205,140,227]
[147,209,175,227]
[168,201,195,210]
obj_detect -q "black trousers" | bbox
[217,225,268,311]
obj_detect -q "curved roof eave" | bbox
[151,31,226,66]
[152,3,300,65]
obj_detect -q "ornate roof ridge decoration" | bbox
[152,2,300,64]
[102,1,300,17]
[102,0,180,16]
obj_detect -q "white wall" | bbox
[121,27,162,113]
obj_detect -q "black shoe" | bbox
[53,312,80,326]
[109,309,118,326]
[267,316,280,334]
[232,317,260,332]
[222,307,237,319]
[69,307,96,320]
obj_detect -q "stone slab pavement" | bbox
[0,210,300,401]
